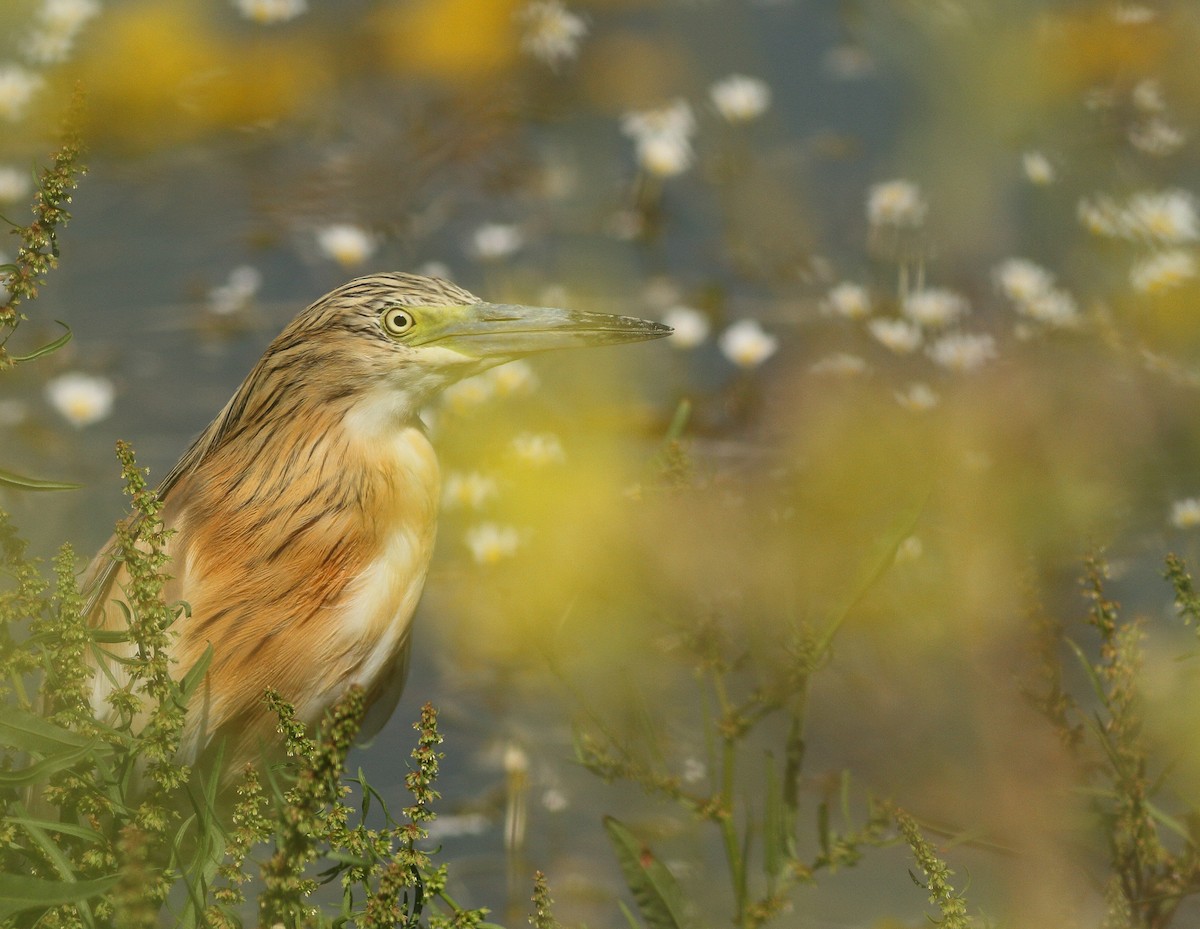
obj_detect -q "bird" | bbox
[83,272,671,781]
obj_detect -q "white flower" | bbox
[718,319,778,368]
[0,65,43,122]
[1114,5,1157,24]
[1132,78,1165,113]
[1126,190,1199,244]
[809,353,868,377]
[45,372,114,427]
[233,0,307,24]
[1171,498,1200,529]
[418,260,453,281]
[541,788,569,812]
[662,306,709,349]
[517,0,587,67]
[465,523,521,564]
[0,166,30,203]
[867,179,927,228]
[316,223,377,267]
[682,758,707,783]
[622,100,696,178]
[1020,289,1081,327]
[471,223,524,260]
[902,288,969,329]
[511,432,566,466]
[40,0,100,31]
[822,282,871,319]
[1078,196,1124,237]
[425,813,490,840]
[24,32,76,65]
[488,359,538,396]
[1022,151,1056,185]
[994,258,1055,304]
[710,74,771,123]
[443,471,499,510]
[1130,250,1197,294]
[442,375,496,412]
[927,332,997,372]
[208,265,262,316]
[868,318,922,354]
[895,383,939,412]
[1130,117,1185,157]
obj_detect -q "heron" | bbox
[83,272,671,780]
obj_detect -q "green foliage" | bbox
[894,808,974,929]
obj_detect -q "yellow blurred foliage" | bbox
[1033,9,1169,97]
[62,0,333,149]
[367,0,521,83]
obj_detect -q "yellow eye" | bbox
[381,307,415,336]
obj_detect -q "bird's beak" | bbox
[411,302,673,358]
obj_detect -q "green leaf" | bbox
[8,817,105,845]
[604,817,690,929]
[0,707,96,754]
[11,321,71,362]
[0,466,82,492]
[178,643,213,703]
[0,874,119,919]
[0,739,104,786]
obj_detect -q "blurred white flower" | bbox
[1021,151,1056,185]
[517,0,587,67]
[0,65,43,121]
[466,523,521,564]
[208,265,262,316]
[1171,498,1200,529]
[902,288,969,329]
[1114,5,1157,23]
[443,471,499,510]
[682,758,707,783]
[316,223,376,267]
[1130,250,1197,294]
[541,788,569,812]
[867,179,927,228]
[442,375,495,412]
[418,260,453,281]
[1078,195,1123,237]
[425,813,490,840]
[1127,190,1199,243]
[1132,78,1165,113]
[710,74,771,123]
[994,258,1054,303]
[488,359,539,396]
[718,319,778,368]
[26,0,100,62]
[1020,289,1081,328]
[0,166,29,203]
[927,332,997,372]
[622,100,696,178]
[895,382,939,412]
[234,0,306,24]
[1130,117,1185,157]
[809,353,868,377]
[662,306,709,349]
[45,372,114,427]
[511,432,566,466]
[823,282,871,319]
[471,222,524,260]
[867,318,921,354]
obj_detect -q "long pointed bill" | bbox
[411,302,673,359]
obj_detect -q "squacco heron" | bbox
[85,272,670,778]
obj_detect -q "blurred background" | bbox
[5,0,1200,925]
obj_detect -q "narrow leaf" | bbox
[0,466,82,492]
[604,816,690,929]
[0,874,119,919]
[0,707,95,753]
[11,321,71,362]
[0,739,103,786]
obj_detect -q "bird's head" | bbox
[277,272,672,427]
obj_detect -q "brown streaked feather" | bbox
[84,273,465,776]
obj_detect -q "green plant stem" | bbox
[711,668,747,925]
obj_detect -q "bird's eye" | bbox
[381,307,415,337]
